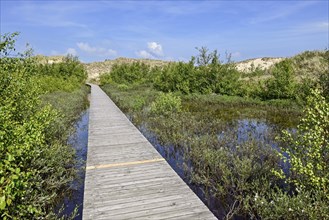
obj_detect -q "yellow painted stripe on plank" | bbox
[86,158,165,170]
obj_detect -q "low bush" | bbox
[100,62,151,86]
[150,93,182,116]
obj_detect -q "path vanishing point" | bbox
[83,84,217,220]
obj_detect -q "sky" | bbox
[1,0,328,63]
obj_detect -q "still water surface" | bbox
[62,110,89,219]
[63,107,295,219]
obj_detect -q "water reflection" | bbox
[62,110,89,219]
[227,119,278,148]
[136,117,287,219]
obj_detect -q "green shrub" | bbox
[35,55,87,83]
[117,83,129,91]
[251,89,329,219]
[190,139,281,219]
[250,187,329,219]
[99,72,112,85]
[150,93,182,116]
[110,62,151,85]
[0,32,87,219]
[35,75,82,93]
[153,49,241,96]
[262,59,297,100]
[213,63,241,96]
[132,96,146,111]
[318,56,328,100]
[276,89,329,191]
[154,61,196,94]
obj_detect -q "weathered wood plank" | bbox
[83,84,216,220]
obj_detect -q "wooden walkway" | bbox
[83,84,216,220]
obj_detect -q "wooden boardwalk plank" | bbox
[83,84,216,220]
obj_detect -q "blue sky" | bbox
[1,0,328,63]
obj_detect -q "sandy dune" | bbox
[235,57,284,72]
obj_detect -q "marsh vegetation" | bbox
[100,47,328,219]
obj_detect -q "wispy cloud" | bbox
[98,1,221,16]
[231,52,241,59]
[77,42,117,57]
[249,1,317,24]
[11,1,89,28]
[159,1,222,15]
[50,48,77,56]
[2,1,327,62]
[66,48,77,56]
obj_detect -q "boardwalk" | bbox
[83,84,216,220]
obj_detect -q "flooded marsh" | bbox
[101,84,304,219]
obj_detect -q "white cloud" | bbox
[66,48,77,56]
[147,42,163,56]
[136,50,153,59]
[137,42,164,59]
[77,42,96,53]
[249,1,316,24]
[77,42,117,57]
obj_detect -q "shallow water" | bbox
[134,116,291,219]
[61,103,296,219]
[61,110,89,219]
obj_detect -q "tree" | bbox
[195,46,220,66]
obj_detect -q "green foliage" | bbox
[278,89,329,192]
[150,93,182,116]
[35,75,82,93]
[99,46,328,219]
[213,64,241,96]
[195,46,220,66]
[0,32,19,56]
[245,63,267,77]
[154,50,241,96]
[102,81,315,219]
[262,60,297,99]
[250,89,329,219]
[190,141,280,219]
[33,54,87,93]
[319,70,329,99]
[153,61,197,94]
[35,55,87,82]
[99,71,113,85]
[131,96,146,111]
[0,33,87,219]
[100,62,151,85]
[250,187,329,219]
[318,50,329,99]
[117,83,129,91]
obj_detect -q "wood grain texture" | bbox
[83,84,217,220]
